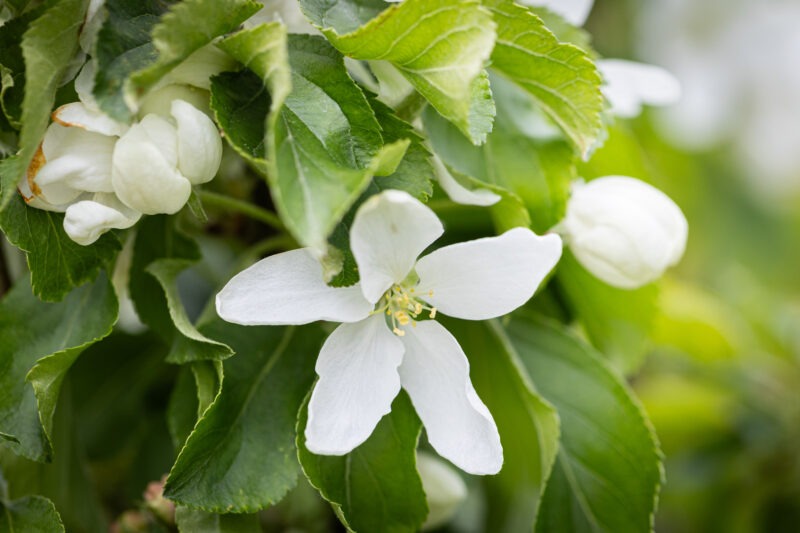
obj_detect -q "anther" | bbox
[393,327,405,337]
[429,307,437,319]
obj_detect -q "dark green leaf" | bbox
[93,0,174,121]
[0,0,87,209]
[0,274,117,462]
[0,471,64,533]
[129,215,199,341]
[557,250,658,374]
[301,0,497,144]
[445,318,559,532]
[0,9,41,129]
[219,27,405,249]
[147,259,234,363]
[175,506,260,533]
[486,0,604,157]
[0,193,121,302]
[297,391,428,533]
[164,322,325,512]
[210,69,270,174]
[128,0,261,98]
[506,313,663,533]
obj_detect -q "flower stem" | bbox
[197,190,284,230]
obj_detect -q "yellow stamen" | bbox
[393,327,405,337]
[429,307,437,319]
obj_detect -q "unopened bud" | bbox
[417,451,467,530]
[560,176,688,289]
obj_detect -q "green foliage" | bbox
[0,193,121,302]
[486,0,604,158]
[507,313,663,533]
[164,322,325,512]
[175,506,261,532]
[0,274,116,462]
[557,250,658,374]
[210,69,270,174]
[447,318,559,532]
[0,0,87,209]
[297,392,428,533]
[147,259,234,363]
[0,470,64,533]
[301,0,497,144]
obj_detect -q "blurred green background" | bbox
[585,1,800,531]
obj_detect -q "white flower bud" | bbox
[561,176,688,289]
[111,100,222,215]
[417,451,467,531]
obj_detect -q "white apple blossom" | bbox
[216,190,563,474]
[559,176,688,289]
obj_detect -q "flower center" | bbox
[375,283,437,337]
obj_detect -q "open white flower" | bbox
[217,190,563,474]
[559,176,688,289]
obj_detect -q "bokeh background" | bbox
[584,0,800,531]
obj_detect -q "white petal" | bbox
[598,59,682,119]
[399,321,502,475]
[112,116,190,214]
[171,99,222,185]
[75,61,99,111]
[216,248,373,325]
[37,122,116,195]
[351,190,443,303]
[432,155,500,207]
[305,314,404,454]
[63,193,141,246]
[520,0,594,26]
[415,228,563,320]
[52,102,129,137]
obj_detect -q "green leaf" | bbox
[127,0,261,97]
[0,0,87,209]
[220,28,405,249]
[93,0,174,121]
[147,259,234,364]
[164,322,325,512]
[557,250,658,374]
[0,471,64,533]
[129,215,200,341]
[367,95,434,200]
[301,0,497,144]
[0,9,41,129]
[423,81,574,234]
[486,0,604,157]
[0,274,117,462]
[445,318,559,532]
[0,193,121,302]
[297,391,428,533]
[506,313,663,533]
[175,506,260,533]
[209,69,270,175]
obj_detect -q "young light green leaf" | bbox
[301,0,497,144]
[164,322,325,512]
[486,0,604,157]
[0,0,87,210]
[0,471,64,533]
[297,391,428,533]
[0,274,116,462]
[506,313,663,533]
[220,28,405,249]
[147,259,234,364]
[210,70,270,175]
[0,193,121,302]
[175,506,260,533]
[127,0,261,99]
[557,250,658,374]
[445,318,559,532]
